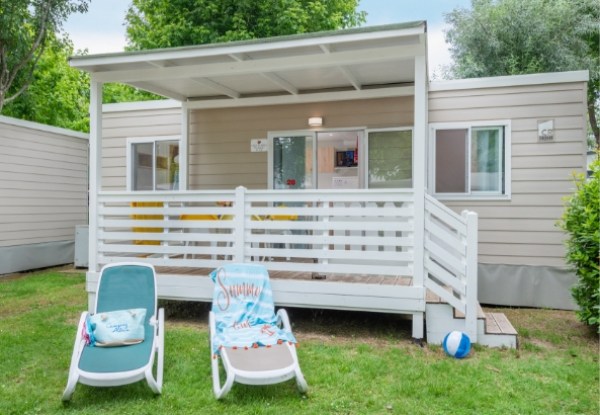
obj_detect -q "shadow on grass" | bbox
[160,299,414,345]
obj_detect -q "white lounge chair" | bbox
[209,263,308,399]
[62,262,164,401]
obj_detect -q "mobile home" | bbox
[70,22,588,345]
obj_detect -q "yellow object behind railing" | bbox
[180,214,219,221]
[268,205,298,221]
[131,202,164,245]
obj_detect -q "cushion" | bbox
[87,308,146,347]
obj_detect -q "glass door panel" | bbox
[317,131,360,189]
[272,135,313,189]
[368,130,412,188]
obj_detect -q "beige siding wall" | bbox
[189,97,414,189]
[0,118,89,247]
[429,81,587,268]
[102,106,181,190]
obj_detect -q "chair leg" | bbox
[62,312,87,402]
[145,308,164,394]
[211,355,235,399]
[157,308,165,389]
[62,374,79,402]
[295,369,308,393]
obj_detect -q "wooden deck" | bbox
[155,259,413,287]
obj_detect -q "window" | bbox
[367,129,413,189]
[430,122,510,198]
[128,137,180,191]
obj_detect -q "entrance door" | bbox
[272,135,313,189]
[271,130,363,189]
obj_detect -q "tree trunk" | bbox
[589,100,599,148]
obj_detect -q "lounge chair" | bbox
[209,263,308,399]
[62,262,164,401]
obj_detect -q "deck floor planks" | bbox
[154,262,411,287]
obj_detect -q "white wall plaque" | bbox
[251,138,267,152]
[538,119,554,142]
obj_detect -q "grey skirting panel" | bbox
[478,263,578,310]
[0,240,74,275]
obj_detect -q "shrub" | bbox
[559,154,600,330]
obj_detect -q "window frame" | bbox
[428,121,511,200]
[126,135,181,191]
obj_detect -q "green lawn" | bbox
[0,268,598,414]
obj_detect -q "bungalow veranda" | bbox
[71,22,502,346]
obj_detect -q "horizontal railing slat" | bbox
[425,279,466,313]
[424,257,466,294]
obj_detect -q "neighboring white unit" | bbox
[0,116,89,274]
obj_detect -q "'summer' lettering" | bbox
[216,269,262,312]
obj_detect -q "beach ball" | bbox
[442,331,471,359]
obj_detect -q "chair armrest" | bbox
[276,308,292,331]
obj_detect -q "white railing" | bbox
[93,187,415,282]
[424,194,478,342]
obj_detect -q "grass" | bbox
[0,268,598,415]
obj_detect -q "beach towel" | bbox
[209,263,296,355]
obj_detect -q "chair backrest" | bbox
[210,263,276,331]
[95,263,157,318]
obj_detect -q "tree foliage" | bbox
[125,0,366,50]
[444,0,600,145]
[0,0,89,112]
[2,34,90,131]
[559,155,600,331]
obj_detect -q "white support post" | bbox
[179,103,189,190]
[412,53,428,299]
[233,186,247,262]
[412,311,424,340]
[87,77,103,311]
[463,210,479,343]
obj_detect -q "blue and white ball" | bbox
[442,331,471,359]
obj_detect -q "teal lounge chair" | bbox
[62,263,164,401]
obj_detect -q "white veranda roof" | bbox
[70,22,427,109]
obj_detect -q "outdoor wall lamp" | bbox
[308,116,323,127]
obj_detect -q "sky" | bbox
[63,0,472,76]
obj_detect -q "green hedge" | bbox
[560,154,600,330]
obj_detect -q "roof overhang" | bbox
[70,22,427,109]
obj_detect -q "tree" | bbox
[444,0,600,146]
[0,0,89,112]
[2,34,90,131]
[559,154,599,331]
[125,0,366,50]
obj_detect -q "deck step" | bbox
[453,303,485,320]
[425,301,518,348]
[484,312,518,335]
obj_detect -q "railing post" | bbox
[463,210,479,342]
[233,186,246,262]
[87,77,103,312]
